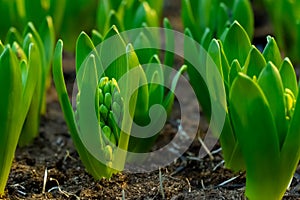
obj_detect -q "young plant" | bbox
[96,0,162,36]
[186,21,300,199]
[218,22,292,172]
[0,0,65,40]
[230,61,299,200]
[53,30,136,179]
[23,0,66,34]
[182,0,254,49]
[0,0,26,39]
[260,0,300,63]
[53,25,184,178]
[0,0,102,51]
[3,17,55,146]
[0,37,39,196]
[59,0,98,51]
[225,24,300,200]
[83,20,178,154]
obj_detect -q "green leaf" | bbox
[21,44,39,118]
[217,40,230,84]
[226,141,245,172]
[133,1,158,28]
[230,73,281,199]
[163,18,175,73]
[5,27,22,45]
[22,33,35,58]
[24,0,47,26]
[184,28,211,117]
[18,33,44,146]
[229,59,242,86]
[220,112,246,172]
[18,41,42,146]
[232,0,254,39]
[146,55,164,107]
[122,0,134,30]
[118,44,141,153]
[207,39,223,79]
[181,0,200,42]
[243,45,266,78]
[147,0,163,19]
[78,54,102,150]
[295,21,300,63]
[223,21,251,66]
[200,28,213,50]
[262,36,282,68]
[133,31,153,65]
[76,32,96,75]
[258,62,287,147]
[38,16,55,72]
[280,58,298,97]
[128,64,186,154]
[216,41,230,97]
[53,40,79,147]
[11,42,27,62]
[23,22,48,118]
[48,0,66,32]
[129,55,149,126]
[219,26,229,42]
[116,0,126,19]
[0,46,22,195]
[20,60,28,87]
[96,0,111,34]
[105,10,124,34]
[52,40,114,179]
[39,16,55,115]
[110,0,122,10]
[280,81,300,197]
[0,2,12,39]
[91,30,103,46]
[216,3,230,38]
[101,26,127,81]
[219,114,237,169]
[163,65,187,114]
[0,41,4,55]
[198,0,216,32]
[128,55,163,153]
[15,0,25,20]
[23,22,45,66]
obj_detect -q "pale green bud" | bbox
[98,88,104,105]
[112,102,122,122]
[104,83,111,94]
[104,93,112,109]
[102,125,112,140]
[113,92,122,106]
[96,77,124,147]
[108,111,120,141]
[100,104,109,120]
[99,77,109,88]
[284,88,296,120]
[104,145,113,161]
[111,78,120,93]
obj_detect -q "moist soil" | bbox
[3,0,300,199]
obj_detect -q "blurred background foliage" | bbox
[0,0,164,52]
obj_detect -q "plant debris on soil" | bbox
[3,0,300,199]
[4,60,300,200]
[4,90,247,200]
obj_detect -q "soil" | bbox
[2,0,300,199]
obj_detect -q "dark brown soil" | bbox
[2,0,300,199]
[4,83,300,199]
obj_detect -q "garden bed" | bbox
[3,0,300,199]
